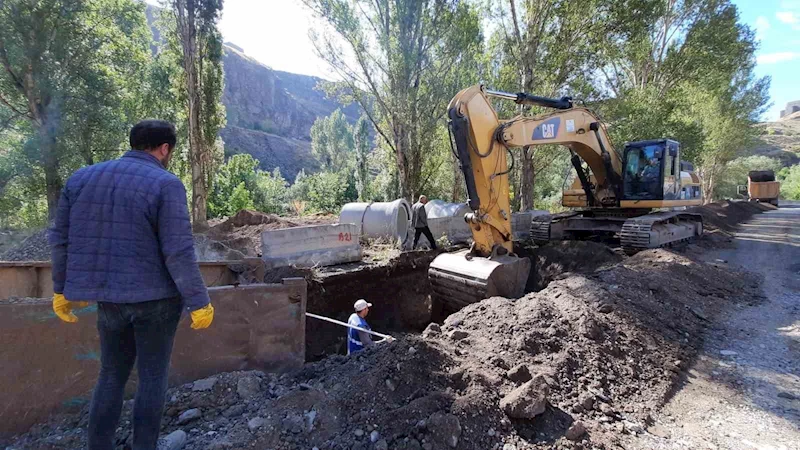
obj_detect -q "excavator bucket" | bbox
[428,250,531,313]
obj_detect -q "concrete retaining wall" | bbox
[0,279,306,437]
[261,223,362,269]
[0,260,254,301]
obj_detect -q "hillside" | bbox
[750,114,800,167]
[145,4,359,179]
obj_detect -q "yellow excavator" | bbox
[428,85,704,310]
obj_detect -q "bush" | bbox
[290,170,356,214]
[779,165,800,200]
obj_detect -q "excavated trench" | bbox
[292,240,622,361]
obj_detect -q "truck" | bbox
[738,170,780,206]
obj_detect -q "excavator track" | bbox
[620,211,703,255]
[530,215,552,243]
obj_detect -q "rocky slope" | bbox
[751,114,800,167]
[145,5,359,179]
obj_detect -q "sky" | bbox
[148,0,799,122]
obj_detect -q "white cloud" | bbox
[755,16,771,40]
[776,11,799,24]
[757,52,800,64]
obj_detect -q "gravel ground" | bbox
[624,201,800,450]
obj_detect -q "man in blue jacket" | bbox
[49,120,214,450]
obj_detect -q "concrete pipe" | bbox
[339,199,412,245]
[425,200,473,244]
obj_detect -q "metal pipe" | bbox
[485,89,518,101]
[306,312,396,342]
[485,88,573,110]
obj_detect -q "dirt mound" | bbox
[8,248,762,450]
[689,200,773,234]
[201,210,336,258]
[521,241,623,291]
[0,229,50,261]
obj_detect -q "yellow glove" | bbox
[190,303,214,330]
[53,293,90,323]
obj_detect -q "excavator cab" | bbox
[621,139,682,201]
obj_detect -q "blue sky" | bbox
[734,0,800,120]
[148,0,798,122]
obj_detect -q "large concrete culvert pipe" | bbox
[339,199,412,246]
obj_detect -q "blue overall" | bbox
[347,313,371,355]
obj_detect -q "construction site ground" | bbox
[3,200,799,450]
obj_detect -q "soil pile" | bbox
[521,241,623,291]
[7,248,762,450]
[689,200,773,234]
[0,229,50,261]
[199,210,336,259]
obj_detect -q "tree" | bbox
[310,109,354,172]
[208,153,257,217]
[253,168,288,214]
[353,115,372,200]
[779,165,800,200]
[490,0,605,210]
[304,0,482,200]
[0,0,152,219]
[167,0,226,229]
[599,0,769,200]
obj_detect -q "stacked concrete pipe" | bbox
[339,199,412,247]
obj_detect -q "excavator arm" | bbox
[430,85,624,310]
[447,84,623,257]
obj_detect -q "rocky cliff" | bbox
[220,45,360,180]
[145,4,359,181]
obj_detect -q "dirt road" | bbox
[630,202,800,450]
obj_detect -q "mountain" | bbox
[221,45,360,181]
[144,4,359,181]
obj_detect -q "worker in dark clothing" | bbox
[411,195,437,250]
[48,120,214,450]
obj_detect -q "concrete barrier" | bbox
[0,260,258,301]
[0,279,306,438]
[261,223,362,269]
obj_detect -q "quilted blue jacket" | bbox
[48,150,210,311]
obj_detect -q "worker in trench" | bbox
[347,299,387,354]
[48,120,214,450]
[411,195,437,250]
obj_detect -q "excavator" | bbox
[428,85,704,311]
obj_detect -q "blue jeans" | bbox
[88,299,182,450]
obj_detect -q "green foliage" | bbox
[778,165,800,200]
[0,0,153,218]
[353,115,371,201]
[305,0,483,199]
[208,153,288,217]
[253,168,289,214]
[228,182,254,213]
[715,156,782,200]
[310,109,354,172]
[298,171,353,214]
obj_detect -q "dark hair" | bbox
[129,120,177,151]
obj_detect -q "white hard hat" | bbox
[354,299,372,312]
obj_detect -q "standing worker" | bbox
[411,195,437,250]
[48,120,214,450]
[348,299,385,354]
